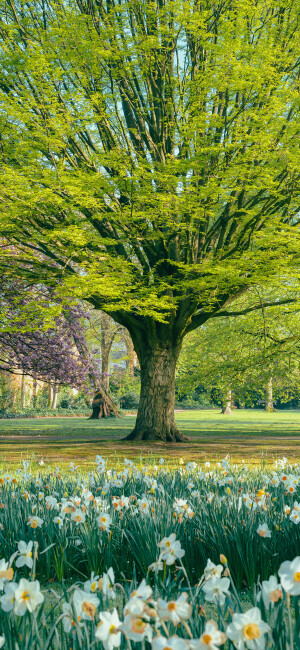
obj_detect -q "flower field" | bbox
[0,455,299,648]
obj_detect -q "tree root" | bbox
[124,427,188,442]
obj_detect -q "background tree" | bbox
[177,293,300,412]
[0,278,120,415]
[0,0,299,440]
[85,311,121,393]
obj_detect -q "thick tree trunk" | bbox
[221,389,232,414]
[125,342,187,442]
[265,376,275,412]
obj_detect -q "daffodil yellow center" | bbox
[0,568,14,580]
[167,602,176,611]
[22,591,30,602]
[243,623,260,640]
[82,601,96,620]
[270,589,283,602]
[132,619,147,633]
[202,634,213,644]
[294,572,300,582]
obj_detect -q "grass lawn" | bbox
[0,408,299,470]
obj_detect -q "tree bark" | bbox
[125,341,187,442]
[48,383,53,408]
[89,387,118,418]
[221,389,232,414]
[52,384,58,409]
[21,375,26,408]
[101,347,110,393]
[100,313,117,392]
[32,377,38,408]
[265,376,275,412]
[123,331,136,378]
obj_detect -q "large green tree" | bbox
[0,0,299,440]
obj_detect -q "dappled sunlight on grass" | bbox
[0,409,299,469]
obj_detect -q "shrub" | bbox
[119,391,140,409]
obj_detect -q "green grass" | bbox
[0,408,299,469]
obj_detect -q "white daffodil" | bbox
[27,515,44,529]
[14,578,44,616]
[190,621,227,649]
[0,582,17,612]
[124,596,145,619]
[45,496,58,510]
[278,556,300,596]
[62,602,76,634]
[204,559,223,581]
[148,560,164,574]
[256,523,271,538]
[73,588,99,621]
[138,497,151,513]
[16,541,33,569]
[259,575,283,608]
[0,559,14,590]
[112,496,129,511]
[120,613,153,642]
[157,593,192,625]
[203,577,230,606]
[100,568,116,600]
[95,608,121,650]
[158,533,177,554]
[290,509,300,524]
[130,579,152,601]
[97,512,112,531]
[152,635,188,650]
[158,535,185,565]
[84,571,100,594]
[226,607,270,649]
[71,509,86,525]
[0,635,4,648]
[53,515,65,528]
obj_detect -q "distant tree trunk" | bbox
[89,386,119,419]
[21,375,26,408]
[265,377,275,412]
[52,384,58,409]
[48,383,53,408]
[100,313,117,392]
[123,331,136,378]
[65,310,119,419]
[221,389,232,415]
[32,377,38,408]
[101,347,110,393]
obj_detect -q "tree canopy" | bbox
[0,279,98,386]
